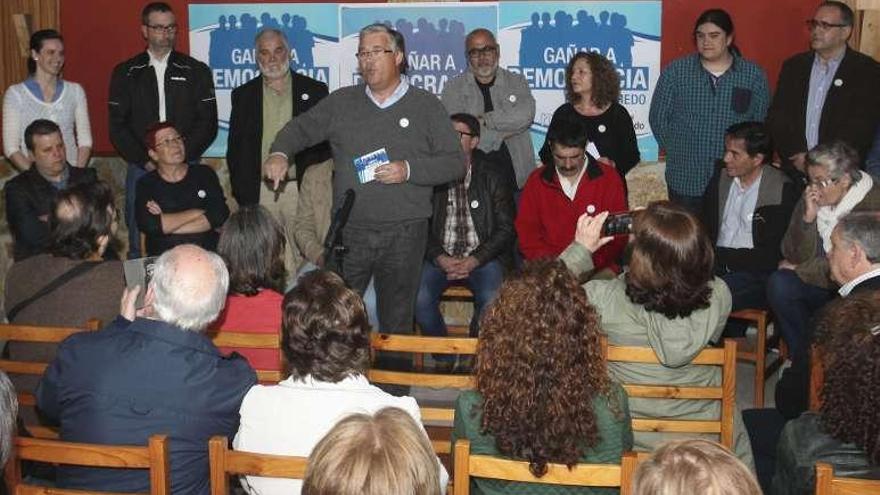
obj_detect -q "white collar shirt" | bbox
[718,171,763,249]
[838,266,880,296]
[365,75,409,109]
[148,50,171,121]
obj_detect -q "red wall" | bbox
[59,0,816,155]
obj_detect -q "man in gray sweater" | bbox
[264,23,463,348]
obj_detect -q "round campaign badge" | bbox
[586,204,596,214]
[301,93,310,101]
[598,124,607,133]
[508,94,517,103]
[400,118,410,128]
[470,200,479,209]
[198,190,207,199]
[833,79,843,87]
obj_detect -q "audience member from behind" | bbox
[452,258,633,493]
[702,122,799,337]
[4,119,97,260]
[135,122,230,256]
[212,205,286,372]
[303,407,440,495]
[633,439,761,495]
[767,141,879,374]
[772,291,880,494]
[562,202,754,468]
[828,211,880,295]
[36,245,256,494]
[234,270,448,494]
[5,181,123,424]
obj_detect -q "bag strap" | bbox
[6,261,102,322]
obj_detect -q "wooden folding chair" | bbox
[368,333,477,455]
[0,319,102,438]
[815,462,880,494]
[604,338,738,449]
[208,436,307,495]
[453,439,639,495]
[5,435,170,495]
[728,308,784,408]
[210,331,285,383]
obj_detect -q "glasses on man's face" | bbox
[146,23,177,33]
[806,19,848,31]
[808,176,840,189]
[155,136,184,148]
[458,131,476,139]
[467,45,498,59]
[356,49,393,61]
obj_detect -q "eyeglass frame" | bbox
[467,45,498,59]
[355,49,394,61]
[153,135,185,149]
[145,23,178,33]
[457,131,477,139]
[807,176,842,189]
[805,19,849,31]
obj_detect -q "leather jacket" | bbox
[425,151,516,269]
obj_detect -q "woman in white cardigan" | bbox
[3,29,92,170]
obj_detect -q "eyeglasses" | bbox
[806,19,848,31]
[458,131,476,139]
[154,136,184,148]
[356,49,393,60]
[146,23,177,33]
[467,45,498,59]
[808,176,840,189]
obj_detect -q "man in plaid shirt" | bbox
[415,113,515,368]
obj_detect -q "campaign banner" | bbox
[190,2,660,160]
[339,3,497,94]
[499,1,661,161]
[189,3,339,157]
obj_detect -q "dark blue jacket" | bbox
[36,316,257,494]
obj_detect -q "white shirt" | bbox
[234,374,448,494]
[838,266,880,296]
[557,163,588,201]
[149,50,170,121]
[365,75,409,109]
[718,172,763,249]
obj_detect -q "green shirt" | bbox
[261,72,293,163]
[451,383,633,495]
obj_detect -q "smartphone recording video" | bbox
[602,212,634,236]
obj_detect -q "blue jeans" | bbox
[125,163,148,259]
[766,269,834,366]
[414,259,503,361]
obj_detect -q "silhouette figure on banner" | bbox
[518,10,635,68]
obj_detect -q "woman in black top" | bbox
[540,52,640,181]
[135,122,229,256]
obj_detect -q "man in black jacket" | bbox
[108,2,217,258]
[415,113,515,361]
[5,119,97,261]
[702,122,800,337]
[226,27,331,272]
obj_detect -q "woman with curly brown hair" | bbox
[561,203,754,469]
[538,52,640,181]
[451,258,633,494]
[772,290,880,494]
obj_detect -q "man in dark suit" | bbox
[828,210,880,295]
[36,245,256,494]
[767,1,880,175]
[702,122,800,336]
[226,28,331,272]
[4,119,96,261]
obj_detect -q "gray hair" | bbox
[0,371,17,466]
[836,211,880,263]
[806,140,862,184]
[254,27,289,51]
[358,23,408,74]
[150,245,229,332]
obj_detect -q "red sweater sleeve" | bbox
[515,173,557,260]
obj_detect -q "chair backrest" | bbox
[208,436,307,495]
[210,331,285,383]
[5,434,170,495]
[603,337,737,449]
[815,462,880,494]
[809,344,825,412]
[0,319,101,438]
[453,439,639,495]
[368,333,477,454]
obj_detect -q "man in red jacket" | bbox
[515,123,627,274]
